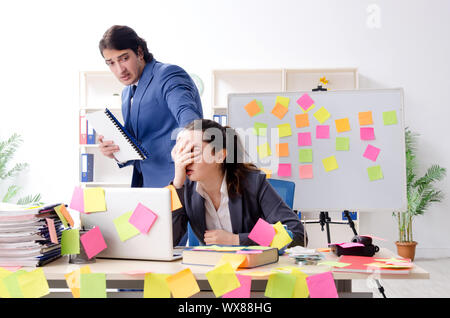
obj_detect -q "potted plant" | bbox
[1,133,42,205]
[393,128,446,260]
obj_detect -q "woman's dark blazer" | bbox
[172,170,307,247]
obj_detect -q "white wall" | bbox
[0,0,448,257]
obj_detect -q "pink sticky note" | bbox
[298,132,312,146]
[306,271,339,298]
[363,144,381,162]
[360,127,375,140]
[316,125,330,139]
[80,226,107,259]
[296,93,315,111]
[128,203,158,234]
[69,186,85,213]
[236,250,263,254]
[277,163,292,177]
[248,218,276,246]
[46,218,59,244]
[222,274,252,298]
[338,242,364,248]
[299,164,313,179]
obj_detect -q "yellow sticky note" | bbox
[144,273,171,298]
[277,123,292,137]
[238,271,272,277]
[216,254,247,270]
[83,187,107,213]
[276,96,290,108]
[64,265,92,298]
[291,269,309,298]
[260,168,272,178]
[17,268,49,298]
[0,267,13,298]
[206,262,241,298]
[257,142,272,159]
[270,222,293,250]
[335,118,351,133]
[165,185,183,211]
[313,107,331,124]
[322,155,339,172]
[166,268,200,298]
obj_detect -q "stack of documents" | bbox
[286,246,325,265]
[0,203,63,267]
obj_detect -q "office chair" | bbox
[267,178,296,209]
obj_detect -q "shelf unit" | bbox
[211,68,360,247]
[78,71,133,188]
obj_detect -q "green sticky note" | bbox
[17,268,49,298]
[276,96,290,108]
[144,273,171,298]
[255,100,265,115]
[84,187,107,213]
[2,270,27,298]
[368,165,383,181]
[257,142,272,159]
[264,272,297,298]
[336,137,349,151]
[80,273,107,298]
[113,211,140,242]
[253,122,268,136]
[61,229,80,255]
[299,149,313,163]
[383,110,397,125]
[54,205,68,228]
[205,262,241,297]
[277,123,292,137]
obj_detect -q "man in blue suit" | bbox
[98,25,203,187]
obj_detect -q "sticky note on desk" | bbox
[264,272,297,298]
[83,187,106,213]
[291,269,309,298]
[65,265,92,298]
[61,229,80,255]
[113,211,140,242]
[17,268,49,298]
[206,262,241,297]
[80,273,107,298]
[166,268,200,298]
[222,274,251,298]
[165,185,182,211]
[80,226,107,259]
[69,186,84,213]
[248,218,276,247]
[129,203,158,234]
[305,271,338,298]
[144,273,171,298]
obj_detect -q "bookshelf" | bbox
[78,71,132,188]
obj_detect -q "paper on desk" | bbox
[264,272,297,298]
[248,218,276,247]
[2,269,27,298]
[306,271,338,298]
[317,261,352,268]
[206,262,241,297]
[65,265,92,298]
[144,273,171,298]
[222,274,251,298]
[166,268,200,298]
[83,188,107,213]
[80,273,107,298]
[17,268,49,298]
[80,226,107,259]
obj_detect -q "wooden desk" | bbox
[38,248,429,298]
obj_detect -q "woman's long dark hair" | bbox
[184,119,258,197]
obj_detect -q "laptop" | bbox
[80,187,182,261]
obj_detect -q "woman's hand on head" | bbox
[204,230,239,245]
[172,135,201,188]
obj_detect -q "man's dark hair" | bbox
[99,25,153,62]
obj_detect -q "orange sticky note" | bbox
[260,168,272,178]
[64,265,92,298]
[165,185,182,211]
[359,111,373,126]
[335,118,351,133]
[166,268,200,298]
[59,205,74,228]
[295,113,309,128]
[244,100,261,117]
[276,143,289,157]
[271,103,289,120]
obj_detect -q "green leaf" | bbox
[16,193,43,205]
[2,185,21,203]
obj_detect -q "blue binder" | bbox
[87,120,96,144]
[81,153,94,182]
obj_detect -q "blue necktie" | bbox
[125,85,138,135]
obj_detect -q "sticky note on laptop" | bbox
[128,203,158,234]
[113,211,140,242]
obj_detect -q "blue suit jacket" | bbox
[119,59,203,187]
[172,170,308,247]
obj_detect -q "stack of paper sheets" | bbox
[0,203,63,267]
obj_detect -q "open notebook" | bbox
[86,108,149,162]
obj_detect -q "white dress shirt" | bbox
[195,173,233,232]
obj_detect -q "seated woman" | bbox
[171,119,307,247]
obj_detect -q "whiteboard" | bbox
[228,89,406,213]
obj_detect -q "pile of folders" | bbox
[0,203,63,267]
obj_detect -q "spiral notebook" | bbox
[85,108,149,162]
